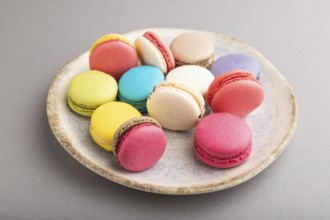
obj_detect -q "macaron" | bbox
[135,31,175,74]
[206,70,264,117]
[165,65,215,97]
[90,101,141,151]
[170,32,214,69]
[194,113,252,168]
[112,116,167,172]
[147,81,205,131]
[89,34,138,81]
[67,70,118,117]
[210,53,260,79]
[118,66,165,113]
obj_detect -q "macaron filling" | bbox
[175,55,214,69]
[143,32,175,72]
[206,71,259,105]
[67,97,97,113]
[194,139,252,166]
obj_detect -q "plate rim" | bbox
[47,28,299,194]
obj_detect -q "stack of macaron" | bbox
[66,30,265,172]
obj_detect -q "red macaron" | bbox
[89,34,139,81]
[206,70,264,117]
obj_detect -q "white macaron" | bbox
[166,65,215,97]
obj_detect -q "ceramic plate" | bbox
[47,28,298,194]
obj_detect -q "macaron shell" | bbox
[67,70,118,116]
[170,32,214,66]
[116,123,166,172]
[119,66,164,102]
[89,38,138,81]
[166,65,215,96]
[90,102,141,151]
[211,80,263,117]
[210,53,260,79]
[135,37,168,73]
[147,82,205,131]
[209,75,264,117]
[194,113,252,168]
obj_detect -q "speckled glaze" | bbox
[47,28,298,195]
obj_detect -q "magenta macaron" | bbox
[194,113,252,168]
[112,117,167,172]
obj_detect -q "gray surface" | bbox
[0,0,329,219]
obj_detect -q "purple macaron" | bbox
[210,53,260,79]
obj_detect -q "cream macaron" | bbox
[170,32,214,69]
[165,65,215,97]
[146,81,205,131]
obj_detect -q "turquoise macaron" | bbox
[118,66,165,112]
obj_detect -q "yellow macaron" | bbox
[67,70,118,117]
[90,101,142,151]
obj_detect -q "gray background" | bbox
[1,0,329,219]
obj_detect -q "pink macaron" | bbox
[112,117,167,172]
[194,113,252,168]
[206,70,264,117]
